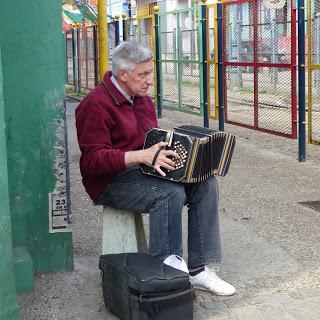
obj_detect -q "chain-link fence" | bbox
[65,2,310,144]
[78,26,97,90]
[127,16,154,49]
[65,22,118,93]
[222,0,297,138]
[308,0,320,145]
[159,7,202,115]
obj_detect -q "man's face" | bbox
[119,60,154,97]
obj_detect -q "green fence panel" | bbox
[159,7,203,115]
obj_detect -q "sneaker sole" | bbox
[191,284,236,296]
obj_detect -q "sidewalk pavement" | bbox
[19,98,320,320]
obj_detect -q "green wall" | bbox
[0,0,73,287]
[0,47,19,320]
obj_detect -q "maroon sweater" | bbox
[75,71,158,202]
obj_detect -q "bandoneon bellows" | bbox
[140,125,236,183]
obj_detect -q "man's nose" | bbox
[146,73,154,85]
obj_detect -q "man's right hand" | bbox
[124,142,179,176]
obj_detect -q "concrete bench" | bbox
[102,206,148,255]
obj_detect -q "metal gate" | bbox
[308,0,320,145]
[126,15,155,49]
[78,25,98,90]
[158,7,202,115]
[222,0,297,138]
[64,23,117,92]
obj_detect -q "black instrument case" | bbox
[99,253,195,320]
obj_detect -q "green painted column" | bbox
[0,48,19,320]
[0,0,73,293]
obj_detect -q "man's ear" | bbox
[117,69,127,83]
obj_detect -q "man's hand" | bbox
[125,142,179,176]
[145,142,179,176]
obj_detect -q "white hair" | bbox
[111,42,153,77]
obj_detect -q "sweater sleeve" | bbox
[76,103,127,178]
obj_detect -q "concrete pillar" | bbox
[0,48,19,320]
[0,0,73,294]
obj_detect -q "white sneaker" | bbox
[189,266,236,296]
[163,255,189,273]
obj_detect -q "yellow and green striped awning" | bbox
[77,4,98,23]
[63,9,83,24]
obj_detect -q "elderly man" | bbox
[75,41,235,296]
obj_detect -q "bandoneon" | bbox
[140,125,235,183]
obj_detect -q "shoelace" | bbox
[205,266,225,282]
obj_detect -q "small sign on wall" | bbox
[49,192,69,232]
[48,114,71,233]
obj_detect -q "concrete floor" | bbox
[18,98,320,319]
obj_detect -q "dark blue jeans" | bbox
[97,165,222,265]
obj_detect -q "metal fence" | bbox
[65,22,117,92]
[159,7,203,115]
[308,0,320,145]
[65,2,319,147]
[78,26,98,90]
[126,15,154,49]
[222,0,297,138]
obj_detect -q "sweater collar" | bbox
[102,71,135,106]
[110,75,134,104]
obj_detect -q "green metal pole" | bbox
[201,0,209,127]
[65,33,68,84]
[73,27,79,93]
[154,6,162,118]
[0,47,19,320]
[177,12,182,110]
[72,28,77,90]
[198,5,204,118]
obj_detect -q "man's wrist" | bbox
[124,150,144,167]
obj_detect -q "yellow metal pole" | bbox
[98,0,109,80]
